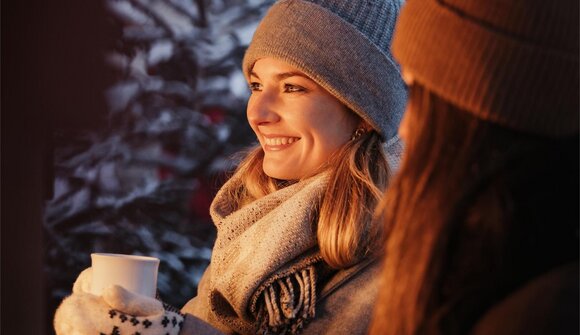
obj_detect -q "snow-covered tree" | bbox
[44,0,273,310]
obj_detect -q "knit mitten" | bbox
[54,268,184,335]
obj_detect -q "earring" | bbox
[351,127,366,141]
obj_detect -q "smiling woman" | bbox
[247,58,360,180]
[53,0,407,334]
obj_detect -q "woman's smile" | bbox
[262,135,301,151]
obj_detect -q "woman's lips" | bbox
[262,136,300,151]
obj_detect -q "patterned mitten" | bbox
[54,268,184,335]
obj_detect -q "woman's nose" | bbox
[247,91,281,126]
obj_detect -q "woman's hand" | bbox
[54,268,184,335]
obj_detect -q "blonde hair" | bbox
[226,130,390,269]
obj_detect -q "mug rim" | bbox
[91,253,159,263]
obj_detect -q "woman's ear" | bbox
[350,121,374,141]
[358,121,373,132]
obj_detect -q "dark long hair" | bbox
[371,84,579,335]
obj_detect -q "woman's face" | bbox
[247,57,359,180]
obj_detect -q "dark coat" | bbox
[470,262,579,335]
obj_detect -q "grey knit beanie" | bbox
[392,0,579,137]
[243,0,407,143]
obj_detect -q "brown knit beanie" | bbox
[392,0,579,137]
[243,0,407,143]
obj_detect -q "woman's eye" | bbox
[284,84,305,93]
[249,82,262,92]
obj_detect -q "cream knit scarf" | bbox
[207,171,329,335]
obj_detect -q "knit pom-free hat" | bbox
[243,0,407,142]
[392,0,579,137]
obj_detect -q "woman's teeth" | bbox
[264,137,299,146]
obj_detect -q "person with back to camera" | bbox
[370,0,579,334]
[54,0,408,334]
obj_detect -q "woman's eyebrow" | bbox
[249,71,260,80]
[249,71,311,82]
[275,71,310,81]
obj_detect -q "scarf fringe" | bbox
[256,265,317,335]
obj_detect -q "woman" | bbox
[54,0,407,334]
[371,0,579,334]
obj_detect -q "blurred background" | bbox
[2,0,274,334]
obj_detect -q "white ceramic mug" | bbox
[90,253,160,298]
